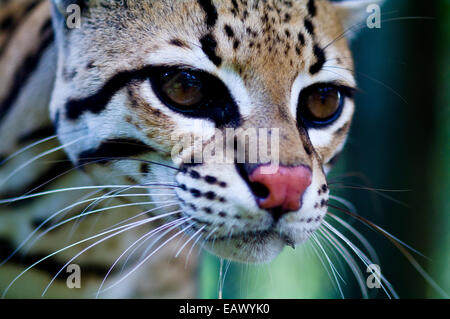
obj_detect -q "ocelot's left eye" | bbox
[297,83,353,127]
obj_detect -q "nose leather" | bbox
[249,165,312,212]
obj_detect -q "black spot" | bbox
[77,139,155,165]
[219,212,227,218]
[200,34,222,66]
[298,32,305,45]
[190,188,202,198]
[203,207,213,214]
[205,191,216,200]
[140,163,150,174]
[307,0,317,17]
[198,0,218,28]
[224,25,234,38]
[169,38,186,47]
[309,44,326,75]
[284,13,291,23]
[304,19,314,35]
[233,39,240,50]
[189,170,201,179]
[205,175,217,184]
[321,184,328,193]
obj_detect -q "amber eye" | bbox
[160,71,204,108]
[298,84,349,127]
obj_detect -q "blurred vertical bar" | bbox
[429,0,450,298]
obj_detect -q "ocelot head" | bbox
[50,0,373,263]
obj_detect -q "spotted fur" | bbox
[0,0,376,297]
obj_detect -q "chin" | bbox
[204,231,287,264]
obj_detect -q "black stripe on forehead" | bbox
[200,33,222,66]
[309,44,326,75]
[307,0,317,17]
[198,0,218,28]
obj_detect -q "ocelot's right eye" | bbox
[160,70,205,109]
[149,67,240,127]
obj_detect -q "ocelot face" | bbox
[50,0,358,263]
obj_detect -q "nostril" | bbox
[249,181,270,199]
[235,163,270,199]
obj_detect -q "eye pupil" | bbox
[161,71,204,107]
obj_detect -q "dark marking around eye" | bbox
[304,145,313,155]
[65,67,153,120]
[200,34,222,66]
[309,45,326,75]
[77,138,155,165]
[307,0,317,17]
[198,0,218,28]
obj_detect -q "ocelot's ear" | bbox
[332,0,384,40]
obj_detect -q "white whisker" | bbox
[2,211,178,298]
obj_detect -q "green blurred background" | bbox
[198,0,450,299]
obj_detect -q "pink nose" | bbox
[249,165,312,212]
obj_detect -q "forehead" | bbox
[79,0,351,75]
